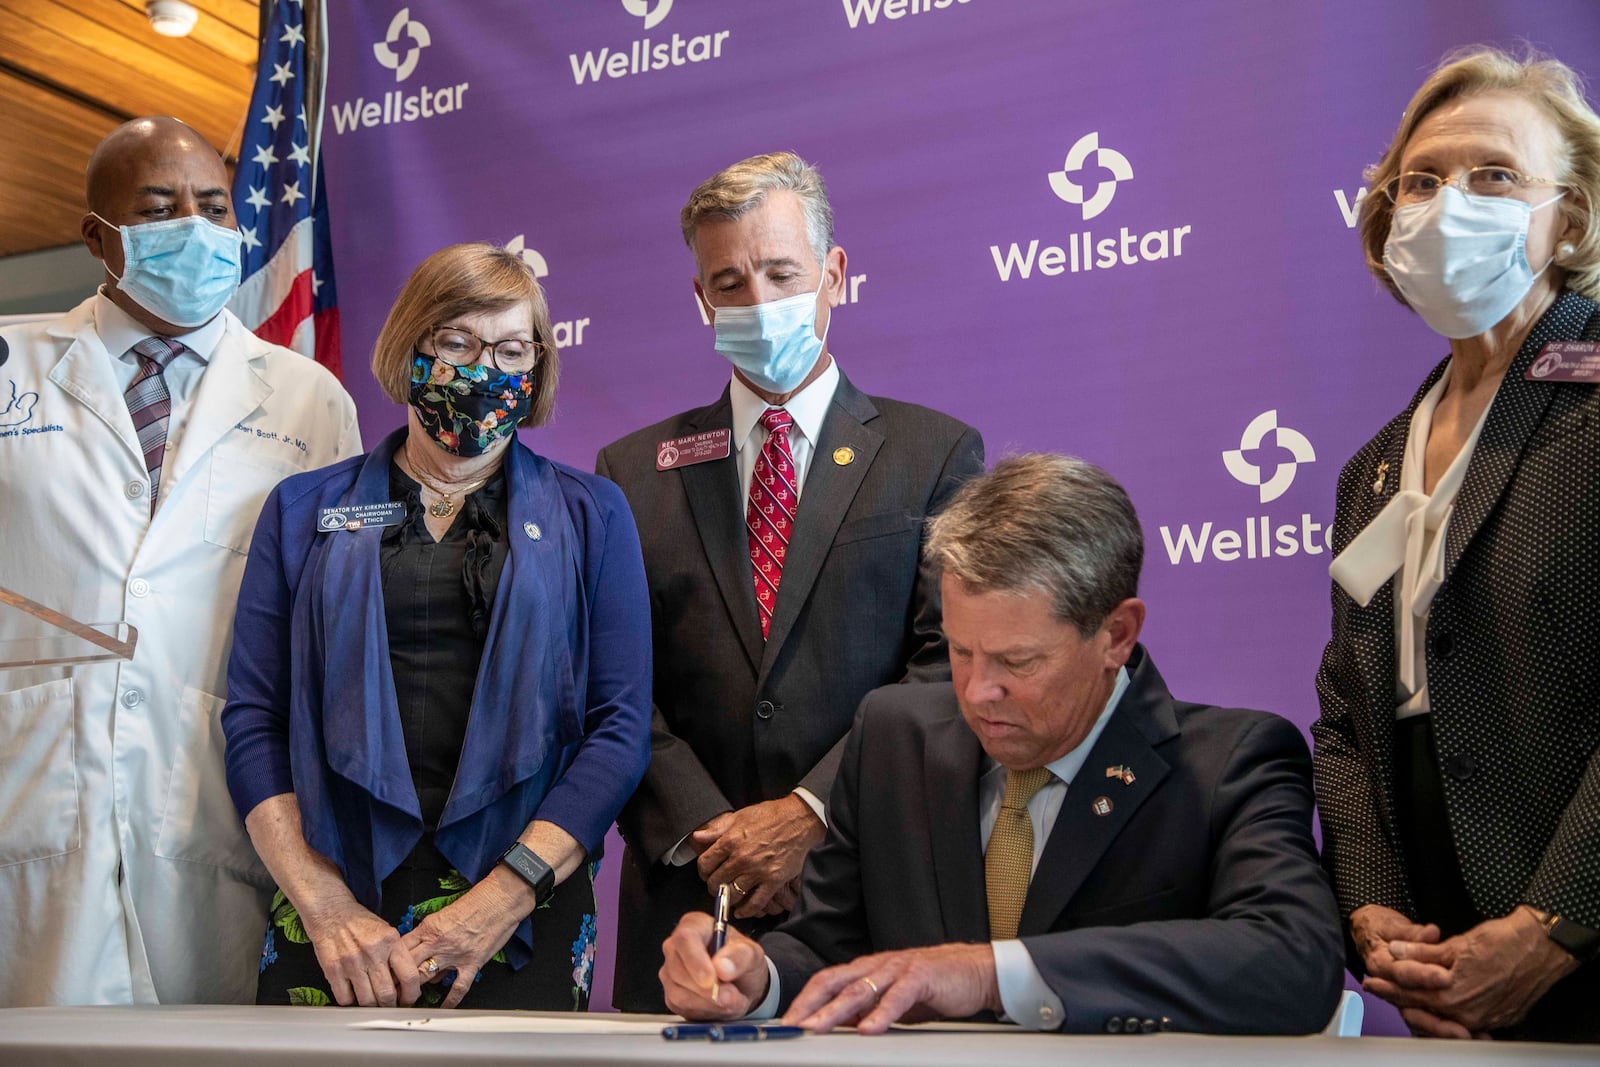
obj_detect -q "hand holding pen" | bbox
[659,902,773,1020]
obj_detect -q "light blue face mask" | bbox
[706,284,830,394]
[94,213,243,329]
[1383,186,1565,339]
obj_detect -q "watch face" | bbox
[1551,918,1600,962]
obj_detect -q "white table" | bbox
[0,1007,1595,1066]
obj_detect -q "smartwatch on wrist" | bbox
[499,842,555,906]
[1533,908,1600,964]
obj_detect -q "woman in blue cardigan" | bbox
[222,243,651,1010]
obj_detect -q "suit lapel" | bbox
[1443,292,1592,574]
[923,707,989,944]
[164,317,272,491]
[1018,651,1176,935]
[758,375,883,686]
[678,389,764,673]
[46,316,144,469]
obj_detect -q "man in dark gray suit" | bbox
[660,455,1344,1033]
[596,151,983,1010]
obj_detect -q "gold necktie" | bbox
[985,767,1053,941]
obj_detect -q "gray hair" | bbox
[925,454,1144,637]
[680,151,836,270]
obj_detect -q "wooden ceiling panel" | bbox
[109,0,259,66]
[0,2,243,147]
[0,0,259,255]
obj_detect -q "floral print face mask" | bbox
[408,353,536,456]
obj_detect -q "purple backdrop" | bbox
[315,0,1600,1031]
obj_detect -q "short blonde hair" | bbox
[1360,46,1600,303]
[680,151,835,270]
[372,243,560,428]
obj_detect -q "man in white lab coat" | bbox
[0,117,360,1005]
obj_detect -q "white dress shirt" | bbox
[1328,366,1492,718]
[750,666,1132,1029]
[729,357,841,517]
[94,288,226,506]
[666,359,844,864]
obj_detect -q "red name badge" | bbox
[656,428,732,471]
[1526,342,1600,383]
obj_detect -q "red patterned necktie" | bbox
[125,336,183,515]
[747,407,798,640]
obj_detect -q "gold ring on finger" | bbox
[860,976,881,999]
[731,881,746,895]
[419,956,440,977]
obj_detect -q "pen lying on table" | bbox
[661,1024,806,1041]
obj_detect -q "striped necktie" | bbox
[986,766,1053,940]
[747,407,798,641]
[125,336,184,515]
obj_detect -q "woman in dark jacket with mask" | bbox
[222,242,650,1010]
[1311,48,1600,1042]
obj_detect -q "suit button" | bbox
[1432,631,1455,659]
[1444,753,1477,780]
[126,479,146,500]
[755,700,775,720]
[1159,1017,1172,1032]
[1125,1016,1142,1032]
[121,689,143,708]
[1105,1017,1123,1034]
[1140,1018,1158,1034]
[129,578,150,598]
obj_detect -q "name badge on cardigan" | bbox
[1526,342,1600,382]
[317,502,405,532]
[656,429,732,470]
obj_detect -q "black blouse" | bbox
[380,463,509,832]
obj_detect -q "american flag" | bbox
[229,0,341,377]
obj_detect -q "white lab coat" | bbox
[0,297,361,1005]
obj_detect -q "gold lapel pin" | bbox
[1372,460,1389,496]
[833,446,855,466]
[1105,764,1135,786]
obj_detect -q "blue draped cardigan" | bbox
[222,429,651,966]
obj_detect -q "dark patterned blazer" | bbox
[1313,291,1600,940]
[595,372,983,1009]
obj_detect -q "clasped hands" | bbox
[1353,903,1578,1038]
[690,794,825,919]
[661,913,1002,1033]
[301,872,529,1008]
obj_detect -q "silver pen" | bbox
[711,883,731,955]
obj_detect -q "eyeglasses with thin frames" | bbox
[1383,165,1564,206]
[424,324,543,373]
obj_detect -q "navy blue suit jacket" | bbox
[764,647,1345,1034]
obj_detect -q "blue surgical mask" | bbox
[94,213,243,329]
[1383,186,1565,339]
[707,285,829,394]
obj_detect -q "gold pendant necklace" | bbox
[400,451,489,519]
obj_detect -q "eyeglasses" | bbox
[425,324,543,373]
[1382,166,1564,206]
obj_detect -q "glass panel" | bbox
[0,585,137,670]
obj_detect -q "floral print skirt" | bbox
[256,855,599,1010]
